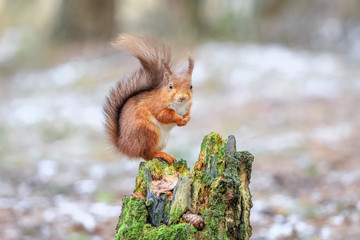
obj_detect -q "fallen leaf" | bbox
[151,175,178,198]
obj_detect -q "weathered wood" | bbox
[115,132,254,240]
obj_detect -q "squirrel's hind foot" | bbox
[152,152,176,165]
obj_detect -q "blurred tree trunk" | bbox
[165,0,205,38]
[52,0,116,41]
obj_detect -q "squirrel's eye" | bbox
[169,84,173,89]
[190,85,193,90]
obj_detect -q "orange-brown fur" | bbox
[103,34,194,164]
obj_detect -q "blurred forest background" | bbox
[0,0,360,239]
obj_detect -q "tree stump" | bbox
[115,132,254,240]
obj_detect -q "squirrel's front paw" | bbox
[176,115,190,126]
[177,119,187,126]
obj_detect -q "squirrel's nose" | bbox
[179,97,186,102]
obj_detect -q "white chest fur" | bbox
[168,102,190,117]
[153,119,175,150]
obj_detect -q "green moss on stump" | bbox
[196,132,228,185]
[115,132,254,240]
[115,197,148,240]
[143,223,197,240]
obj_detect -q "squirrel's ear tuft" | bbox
[164,62,172,80]
[188,57,194,75]
[164,62,173,75]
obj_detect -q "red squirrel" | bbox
[103,34,194,164]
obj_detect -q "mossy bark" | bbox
[115,132,254,240]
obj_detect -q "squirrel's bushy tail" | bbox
[103,34,172,151]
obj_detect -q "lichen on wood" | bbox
[115,132,254,240]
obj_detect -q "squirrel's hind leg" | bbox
[143,151,176,165]
[152,152,176,165]
[136,123,176,165]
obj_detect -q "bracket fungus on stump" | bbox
[115,132,254,240]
